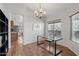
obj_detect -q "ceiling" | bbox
[24,3,79,16]
[2,3,79,18]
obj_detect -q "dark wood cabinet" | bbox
[0,9,8,56]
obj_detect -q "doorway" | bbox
[10,14,24,55]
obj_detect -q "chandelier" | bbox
[34,4,46,19]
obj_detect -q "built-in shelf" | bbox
[0,40,8,48]
[0,19,8,25]
[0,9,8,56]
[0,32,8,35]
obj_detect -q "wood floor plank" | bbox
[7,40,77,56]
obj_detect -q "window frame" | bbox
[70,11,79,44]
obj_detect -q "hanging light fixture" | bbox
[34,3,46,19]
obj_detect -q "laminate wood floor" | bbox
[7,40,77,56]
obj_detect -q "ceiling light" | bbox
[34,4,46,19]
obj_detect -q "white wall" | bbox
[24,13,44,45]
[0,4,3,9]
[45,4,79,55]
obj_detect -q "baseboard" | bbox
[68,47,79,56]
[23,40,37,45]
[57,43,79,56]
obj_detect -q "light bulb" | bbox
[34,10,38,16]
[43,11,46,15]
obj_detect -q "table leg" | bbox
[49,42,51,52]
[54,41,56,56]
[37,36,39,46]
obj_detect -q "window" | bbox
[47,20,62,40]
[70,11,79,44]
[54,22,62,40]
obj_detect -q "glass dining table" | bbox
[37,35,63,56]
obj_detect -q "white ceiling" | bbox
[24,3,79,16]
[2,3,79,18]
